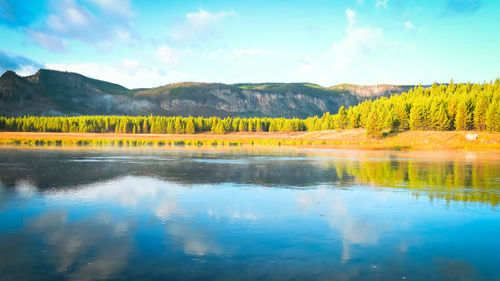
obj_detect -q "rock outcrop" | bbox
[0,69,414,118]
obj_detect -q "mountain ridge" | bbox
[0,69,415,118]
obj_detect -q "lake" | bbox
[0,148,499,281]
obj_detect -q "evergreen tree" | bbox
[336,106,348,129]
[409,102,426,130]
[174,118,184,134]
[256,121,263,132]
[486,100,499,132]
[366,110,382,138]
[215,122,226,134]
[455,99,473,131]
[431,103,450,131]
[474,95,488,131]
[268,121,277,132]
[186,118,195,134]
[283,120,294,132]
[61,120,70,133]
[239,120,248,132]
[142,120,149,134]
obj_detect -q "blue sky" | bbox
[0,0,499,88]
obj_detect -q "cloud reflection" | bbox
[166,222,223,257]
[24,210,136,281]
[0,149,498,280]
[296,189,391,261]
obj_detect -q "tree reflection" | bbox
[0,149,498,206]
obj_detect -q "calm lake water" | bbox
[0,148,499,281]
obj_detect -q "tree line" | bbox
[0,115,306,134]
[0,80,499,136]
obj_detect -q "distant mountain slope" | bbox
[328,83,415,98]
[0,69,413,118]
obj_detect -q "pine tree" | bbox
[336,106,348,129]
[485,101,499,132]
[256,121,263,132]
[215,122,225,134]
[239,120,248,132]
[268,121,277,132]
[396,102,410,130]
[431,103,450,131]
[142,120,149,134]
[347,107,359,128]
[283,120,294,132]
[174,118,184,134]
[248,120,254,132]
[409,102,426,130]
[366,110,382,138]
[474,95,488,131]
[455,99,473,131]
[186,118,195,134]
[62,120,70,133]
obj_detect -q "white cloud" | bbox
[157,44,182,67]
[209,49,224,58]
[16,64,40,76]
[66,7,90,25]
[327,9,384,72]
[28,0,137,52]
[28,30,68,52]
[85,0,132,18]
[296,59,316,77]
[186,8,233,28]
[120,58,140,70]
[294,8,411,85]
[376,0,388,8]
[0,50,44,75]
[207,48,269,60]
[44,0,97,38]
[46,60,197,88]
[169,8,235,42]
[115,28,132,41]
[336,24,383,56]
[231,49,265,56]
[404,21,414,30]
[345,8,356,30]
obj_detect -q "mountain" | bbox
[0,69,414,118]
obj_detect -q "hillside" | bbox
[0,69,412,118]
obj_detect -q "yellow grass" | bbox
[0,129,499,151]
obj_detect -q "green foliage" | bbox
[366,110,382,138]
[455,98,474,131]
[486,100,500,132]
[185,117,195,134]
[336,106,348,129]
[1,81,499,135]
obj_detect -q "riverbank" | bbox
[0,129,499,151]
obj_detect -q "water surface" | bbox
[0,148,499,281]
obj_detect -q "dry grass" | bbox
[0,129,499,151]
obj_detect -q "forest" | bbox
[1,80,499,137]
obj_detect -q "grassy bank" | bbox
[0,129,499,151]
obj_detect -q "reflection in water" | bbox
[0,149,498,206]
[1,208,134,281]
[0,149,499,280]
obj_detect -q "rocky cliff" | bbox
[0,69,414,118]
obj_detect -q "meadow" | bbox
[1,129,499,151]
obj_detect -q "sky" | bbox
[0,0,499,89]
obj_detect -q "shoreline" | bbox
[1,129,499,151]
